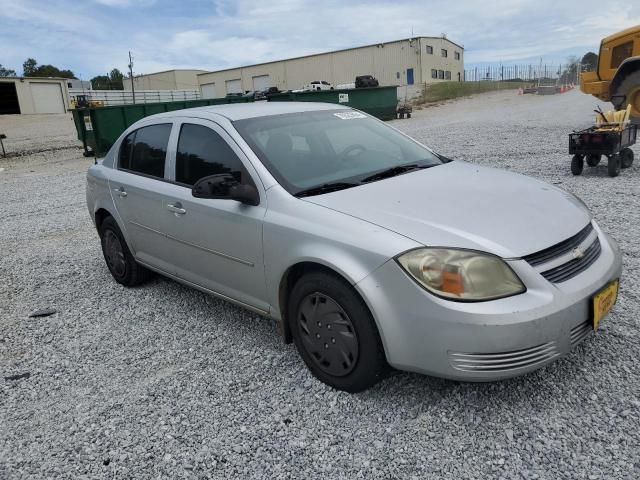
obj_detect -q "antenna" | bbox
[128,51,136,104]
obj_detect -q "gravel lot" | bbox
[1,90,639,479]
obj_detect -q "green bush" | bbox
[420,81,525,103]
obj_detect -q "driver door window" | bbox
[175,123,246,186]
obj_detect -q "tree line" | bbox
[0,58,128,90]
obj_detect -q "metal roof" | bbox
[197,36,464,76]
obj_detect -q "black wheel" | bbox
[288,272,386,392]
[586,154,601,167]
[99,216,153,286]
[571,154,584,175]
[607,154,621,177]
[620,148,634,168]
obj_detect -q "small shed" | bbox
[0,77,71,114]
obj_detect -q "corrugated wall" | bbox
[197,37,464,97]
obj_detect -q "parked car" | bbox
[256,86,281,100]
[304,80,334,91]
[355,75,379,88]
[87,102,622,392]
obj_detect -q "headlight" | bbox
[397,248,525,301]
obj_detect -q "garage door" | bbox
[225,79,242,94]
[201,83,217,99]
[0,82,20,114]
[252,75,270,91]
[31,83,65,114]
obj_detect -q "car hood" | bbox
[303,161,591,258]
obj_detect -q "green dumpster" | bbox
[71,87,398,157]
[267,86,398,120]
[71,96,253,157]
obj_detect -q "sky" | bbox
[0,0,639,80]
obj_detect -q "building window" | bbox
[454,51,460,60]
[438,70,444,79]
[441,49,448,58]
[396,72,400,79]
[426,45,433,54]
[445,71,451,80]
[431,69,438,79]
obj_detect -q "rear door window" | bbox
[119,123,171,179]
[175,123,246,186]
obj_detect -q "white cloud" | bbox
[0,0,639,77]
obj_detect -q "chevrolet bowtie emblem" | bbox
[571,247,586,259]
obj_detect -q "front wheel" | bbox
[607,154,621,177]
[620,148,634,168]
[571,154,584,175]
[288,272,387,392]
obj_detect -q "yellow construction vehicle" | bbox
[580,25,640,120]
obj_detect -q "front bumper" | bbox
[356,227,622,381]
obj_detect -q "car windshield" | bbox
[233,110,444,196]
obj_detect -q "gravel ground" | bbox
[1,91,639,479]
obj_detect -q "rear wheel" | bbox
[288,271,386,392]
[607,154,621,177]
[586,154,601,167]
[99,216,153,286]
[620,147,634,168]
[571,154,584,175]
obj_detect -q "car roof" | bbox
[148,101,351,122]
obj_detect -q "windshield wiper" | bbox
[361,163,431,183]
[294,182,360,198]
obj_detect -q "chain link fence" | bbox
[464,63,582,84]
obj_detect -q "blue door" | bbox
[407,68,414,85]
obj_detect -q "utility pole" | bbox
[128,51,135,104]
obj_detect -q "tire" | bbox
[288,271,387,392]
[571,154,584,175]
[99,216,153,287]
[607,154,621,177]
[586,154,601,167]
[612,70,640,120]
[620,147,634,168]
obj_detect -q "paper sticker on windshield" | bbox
[333,112,366,120]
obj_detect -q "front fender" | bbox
[610,56,640,96]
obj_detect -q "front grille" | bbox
[449,341,559,373]
[539,238,601,283]
[570,321,592,347]
[523,223,594,267]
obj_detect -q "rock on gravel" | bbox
[1,92,639,479]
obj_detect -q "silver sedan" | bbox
[86,102,622,392]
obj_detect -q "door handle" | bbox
[167,203,186,215]
[113,187,127,198]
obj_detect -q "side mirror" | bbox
[192,174,259,206]
[229,183,260,206]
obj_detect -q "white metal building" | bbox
[124,69,208,91]
[0,77,71,114]
[197,36,464,98]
